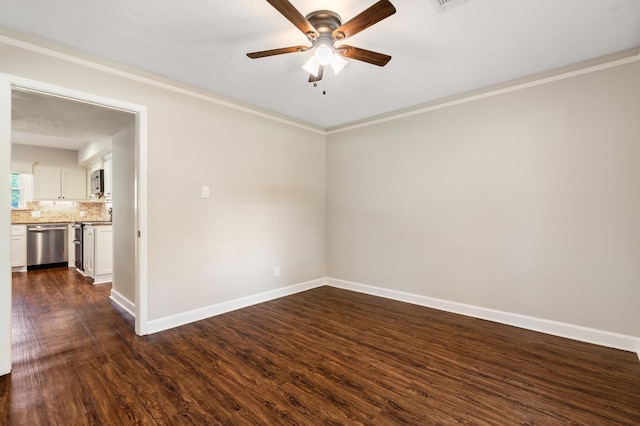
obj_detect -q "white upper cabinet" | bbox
[33,165,62,199]
[62,168,87,199]
[103,155,112,199]
[33,165,87,200]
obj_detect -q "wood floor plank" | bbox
[0,374,9,426]
[5,268,640,424]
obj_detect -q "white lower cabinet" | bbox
[83,225,112,284]
[11,225,27,272]
[83,226,95,277]
[94,226,113,277]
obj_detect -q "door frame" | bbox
[1,74,149,344]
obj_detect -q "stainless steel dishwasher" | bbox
[27,224,68,270]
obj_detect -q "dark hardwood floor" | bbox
[2,267,639,425]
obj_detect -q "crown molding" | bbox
[0,30,325,135]
[2,29,638,138]
[327,48,640,135]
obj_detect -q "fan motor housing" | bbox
[305,10,342,37]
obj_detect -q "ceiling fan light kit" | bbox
[314,42,334,66]
[302,56,320,76]
[247,0,396,85]
[330,54,349,74]
[303,44,349,77]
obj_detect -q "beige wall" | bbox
[144,96,326,319]
[2,32,638,376]
[11,144,78,165]
[327,61,640,337]
[0,37,326,328]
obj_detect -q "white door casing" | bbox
[0,78,12,375]
[0,74,149,376]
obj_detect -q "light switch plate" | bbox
[201,185,210,198]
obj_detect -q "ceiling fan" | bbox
[247,0,396,83]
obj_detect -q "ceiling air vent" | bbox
[430,0,470,12]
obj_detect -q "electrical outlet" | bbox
[274,267,280,278]
[31,211,41,218]
[79,211,86,217]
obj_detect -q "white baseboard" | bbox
[327,277,640,354]
[109,289,136,318]
[93,273,112,285]
[147,278,325,334]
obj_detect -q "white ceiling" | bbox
[1,0,639,131]
[11,90,134,151]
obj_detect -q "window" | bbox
[11,173,20,209]
[10,173,32,209]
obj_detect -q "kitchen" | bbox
[10,89,136,302]
[12,164,112,277]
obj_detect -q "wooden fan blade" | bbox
[267,0,319,39]
[247,45,309,59]
[339,45,391,66]
[308,65,324,83]
[332,0,396,40]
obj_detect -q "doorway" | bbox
[1,76,148,374]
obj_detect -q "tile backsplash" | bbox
[11,201,111,224]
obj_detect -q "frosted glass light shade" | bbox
[303,56,320,76]
[314,44,333,66]
[331,54,348,74]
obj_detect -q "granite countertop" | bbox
[12,221,112,225]
[12,221,74,225]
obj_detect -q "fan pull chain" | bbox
[311,80,327,95]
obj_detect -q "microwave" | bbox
[91,169,104,195]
